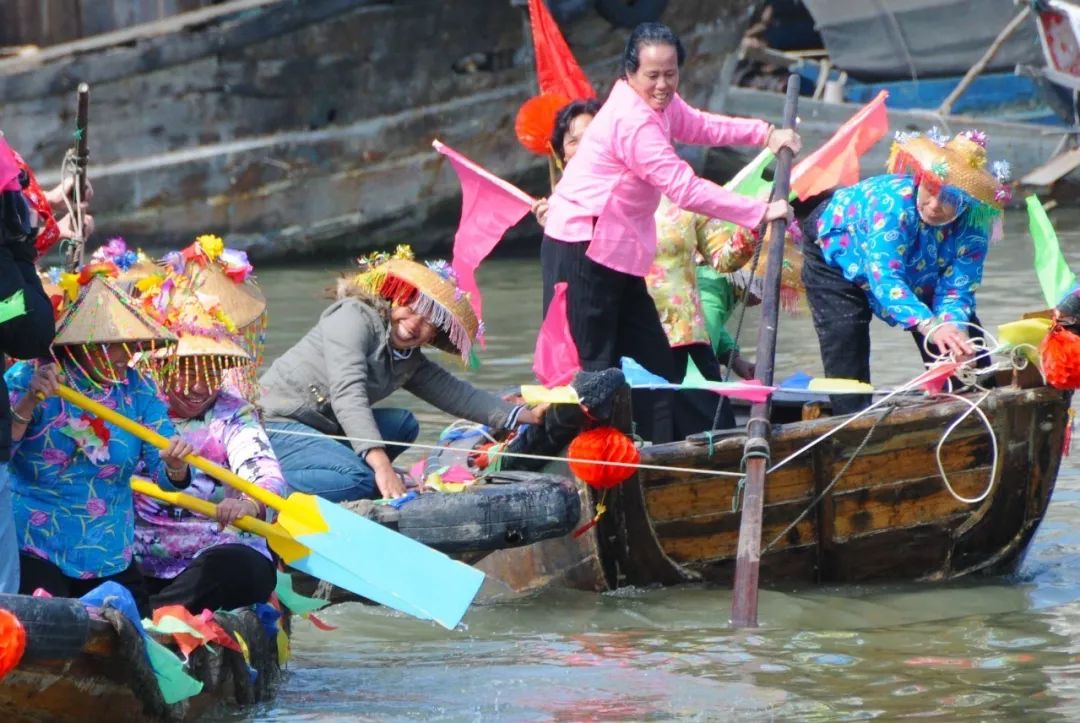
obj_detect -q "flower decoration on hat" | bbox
[347,244,482,365]
[142,292,252,397]
[52,275,177,389]
[162,234,266,383]
[887,128,1012,230]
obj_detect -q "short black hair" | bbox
[622,22,685,76]
[551,98,601,163]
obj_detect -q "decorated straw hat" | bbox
[164,295,250,362]
[89,238,159,286]
[345,245,481,363]
[886,129,1012,229]
[54,275,176,348]
[165,235,266,328]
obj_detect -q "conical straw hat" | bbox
[186,262,266,329]
[54,276,177,347]
[167,295,251,361]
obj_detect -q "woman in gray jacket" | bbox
[259,251,544,501]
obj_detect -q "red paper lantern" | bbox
[0,608,26,680]
[568,427,640,488]
[515,93,570,156]
[1041,324,1080,389]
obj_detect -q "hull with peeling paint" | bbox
[0,0,754,261]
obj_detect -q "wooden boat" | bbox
[0,0,754,262]
[709,85,1075,199]
[0,593,282,722]
[479,383,1071,593]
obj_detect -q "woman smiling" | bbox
[541,22,799,442]
[259,247,545,502]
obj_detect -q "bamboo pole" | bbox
[937,5,1032,116]
[730,74,800,629]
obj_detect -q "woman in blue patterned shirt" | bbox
[6,276,194,615]
[801,130,1012,414]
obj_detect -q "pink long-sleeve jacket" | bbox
[544,79,770,277]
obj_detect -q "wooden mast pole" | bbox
[64,83,90,273]
[730,74,800,628]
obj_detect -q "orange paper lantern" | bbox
[1041,323,1080,389]
[515,93,570,156]
[568,426,640,488]
[0,608,26,680]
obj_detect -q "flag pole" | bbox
[730,74,800,628]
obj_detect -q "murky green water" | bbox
[230,213,1080,721]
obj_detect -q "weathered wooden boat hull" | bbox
[710,86,1074,199]
[0,0,754,261]
[0,593,281,722]
[480,386,1069,593]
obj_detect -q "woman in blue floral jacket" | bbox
[801,129,1012,414]
[6,276,193,614]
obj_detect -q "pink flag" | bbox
[533,282,581,387]
[434,140,535,336]
[790,90,889,201]
[0,136,20,191]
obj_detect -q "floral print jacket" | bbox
[6,362,184,579]
[134,390,286,579]
[816,175,989,328]
[645,196,756,347]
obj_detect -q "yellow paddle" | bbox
[130,477,309,562]
[58,383,484,629]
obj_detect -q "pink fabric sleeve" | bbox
[667,94,770,147]
[619,117,767,228]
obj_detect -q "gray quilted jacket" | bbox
[259,298,516,453]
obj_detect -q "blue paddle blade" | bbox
[292,496,485,630]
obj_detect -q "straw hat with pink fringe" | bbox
[338,245,482,365]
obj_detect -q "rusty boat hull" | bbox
[0,0,754,261]
[479,386,1070,593]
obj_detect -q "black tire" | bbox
[594,0,668,28]
[380,472,582,554]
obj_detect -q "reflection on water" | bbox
[236,213,1080,721]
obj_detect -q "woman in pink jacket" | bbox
[542,22,800,442]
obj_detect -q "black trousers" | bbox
[541,236,677,443]
[20,554,151,617]
[801,209,989,416]
[146,543,276,614]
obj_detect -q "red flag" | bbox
[433,140,535,334]
[528,0,595,100]
[790,90,889,200]
[533,282,581,387]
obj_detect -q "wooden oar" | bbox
[58,384,484,629]
[730,74,800,628]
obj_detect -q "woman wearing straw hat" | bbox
[260,247,546,502]
[4,275,195,613]
[133,296,283,613]
[801,129,1011,415]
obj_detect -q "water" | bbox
[233,213,1080,721]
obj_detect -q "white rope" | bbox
[263,424,748,478]
[932,390,999,504]
[266,320,1020,494]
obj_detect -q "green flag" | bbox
[1027,194,1076,308]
